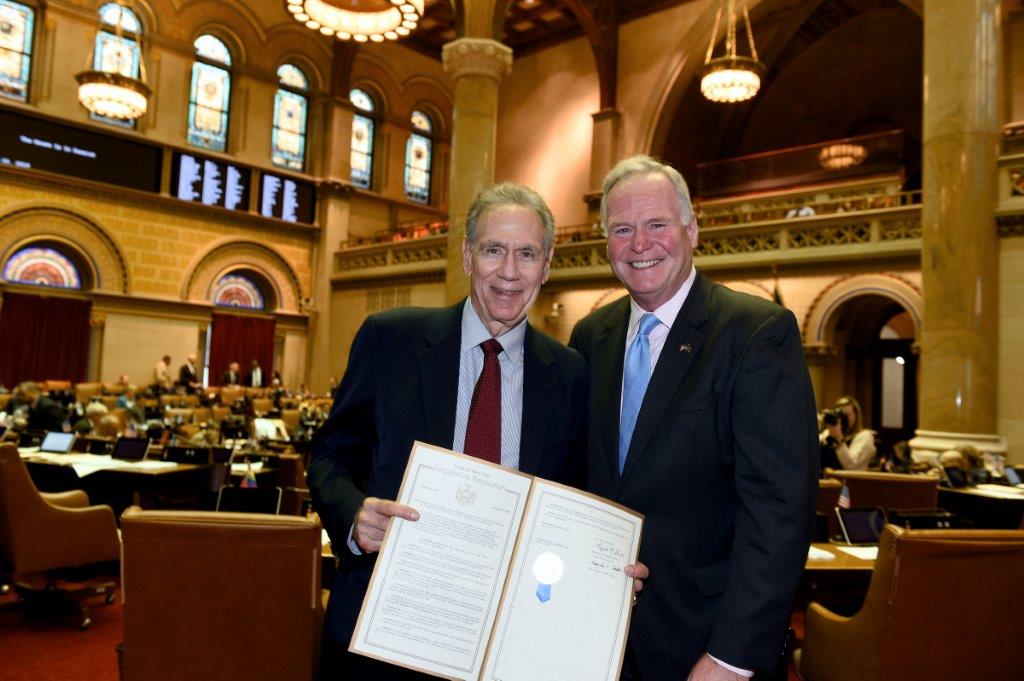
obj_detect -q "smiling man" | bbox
[570,156,818,680]
[308,182,592,680]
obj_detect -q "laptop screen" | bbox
[1005,467,1022,485]
[216,486,282,515]
[39,431,75,453]
[836,507,886,545]
[112,436,149,461]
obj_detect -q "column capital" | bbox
[442,38,512,82]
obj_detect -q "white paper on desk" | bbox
[481,479,641,681]
[350,442,532,680]
[230,461,264,474]
[807,546,836,561]
[835,546,878,560]
[130,460,178,470]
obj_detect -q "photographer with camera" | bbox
[819,395,876,473]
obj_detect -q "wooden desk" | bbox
[20,451,212,517]
[939,485,1024,529]
[799,542,875,614]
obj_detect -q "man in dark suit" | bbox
[245,359,263,388]
[309,182,623,680]
[177,353,201,394]
[13,381,66,432]
[220,362,240,386]
[570,156,817,680]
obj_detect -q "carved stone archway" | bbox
[182,240,303,313]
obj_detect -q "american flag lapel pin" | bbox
[679,343,692,353]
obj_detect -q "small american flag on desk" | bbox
[837,484,851,509]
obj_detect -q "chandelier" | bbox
[285,0,425,42]
[818,143,868,170]
[75,1,150,119]
[700,0,764,103]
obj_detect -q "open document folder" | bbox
[350,441,644,681]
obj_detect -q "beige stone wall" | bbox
[999,236,1024,462]
[496,35,599,227]
[100,313,200,385]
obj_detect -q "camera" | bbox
[822,408,849,433]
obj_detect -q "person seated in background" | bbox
[221,362,241,386]
[73,400,109,435]
[879,440,917,473]
[116,374,131,388]
[245,359,264,388]
[819,395,876,472]
[117,385,145,425]
[96,413,122,439]
[12,382,66,432]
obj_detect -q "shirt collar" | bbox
[627,266,698,336]
[461,298,527,363]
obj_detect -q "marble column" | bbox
[803,344,835,412]
[442,38,513,304]
[912,0,1006,459]
[305,95,356,393]
[585,108,621,220]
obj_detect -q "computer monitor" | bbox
[835,506,886,545]
[1005,467,1022,485]
[111,436,150,461]
[253,418,290,442]
[163,445,211,465]
[39,431,75,453]
[215,486,282,515]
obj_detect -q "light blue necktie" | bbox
[619,313,660,474]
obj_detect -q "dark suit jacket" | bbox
[308,302,588,677]
[569,271,817,677]
[28,395,66,432]
[221,370,239,386]
[177,363,198,393]
[245,369,264,388]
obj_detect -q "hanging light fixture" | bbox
[700,0,764,103]
[818,143,868,170]
[284,0,425,42]
[75,0,151,120]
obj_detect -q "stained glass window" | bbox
[0,1,34,102]
[92,3,142,128]
[272,64,308,171]
[2,246,81,289]
[404,110,432,203]
[350,88,374,189]
[211,273,264,310]
[188,34,232,152]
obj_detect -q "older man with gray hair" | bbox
[570,155,818,680]
[308,181,602,680]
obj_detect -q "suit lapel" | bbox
[592,299,630,491]
[620,272,712,487]
[518,325,556,475]
[416,302,463,449]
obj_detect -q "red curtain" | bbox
[0,291,91,386]
[208,312,275,386]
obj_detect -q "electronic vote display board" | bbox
[0,107,162,192]
[258,171,316,224]
[171,151,251,212]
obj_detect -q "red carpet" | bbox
[0,589,121,681]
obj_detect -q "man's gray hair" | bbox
[600,155,694,233]
[465,182,556,251]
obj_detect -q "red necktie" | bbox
[464,339,502,464]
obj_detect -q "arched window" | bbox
[0,0,36,102]
[211,272,265,310]
[188,34,232,152]
[349,88,375,189]
[272,63,308,171]
[404,110,432,203]
[91,3,143,128]
[2,245,82,289]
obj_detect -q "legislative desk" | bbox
[798,542,876,614]
[938,484,1024,529]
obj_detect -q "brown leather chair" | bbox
[826,470,938,512]
[220,387,244,405]
[74,382,103,404]
[281,409,301,433]
[796,524,1024,681]
[120,508,322,681]
[0,443,120,628]
[251,398,273,415]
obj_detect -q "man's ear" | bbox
[541,247,553,284]
[461,238,472,276]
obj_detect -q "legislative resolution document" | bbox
[349,441,643,681]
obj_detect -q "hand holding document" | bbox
[349,441,644,681]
